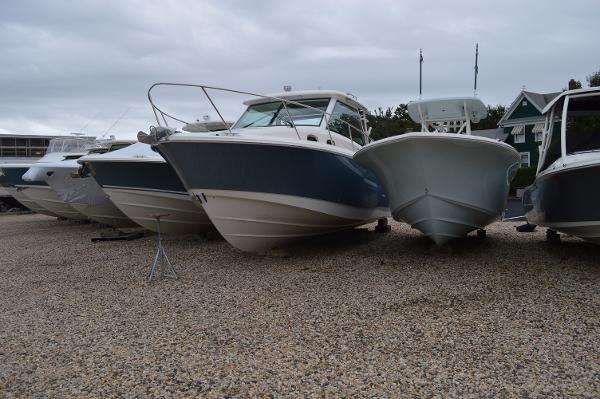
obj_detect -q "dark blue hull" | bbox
[87,160,188,195]
[0,166,47,187]
[523,164,600,226]
[156,141,388,210]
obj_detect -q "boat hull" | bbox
[16,185,88,220]
[88,160,212,234]
[46,168,135,227]
[156,139,389,252]
[102,188,212,234]
[523,163,600,244]
[354,133,520,245]
[0,165,59,217]
[4,187,58,216]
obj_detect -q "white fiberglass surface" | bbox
[78,142,162,163]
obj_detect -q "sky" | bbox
[1,0,599,139]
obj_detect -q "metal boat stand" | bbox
[375,217,391,233]
[546,229,561,244]
[147,213,177,283]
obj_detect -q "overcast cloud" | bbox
[1,0,598,138]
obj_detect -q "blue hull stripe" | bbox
[88,161,187,194]
[0,167,47,187]
[156,141,388,209]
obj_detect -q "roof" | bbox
[542,86,600,113]
[243,90,367,111]
[407,97,487,123]
[498,90,561,126]
[0,132,65,139]
[471,128,508,142]
[523,91,561,112]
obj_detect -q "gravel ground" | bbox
[0,214,599,398]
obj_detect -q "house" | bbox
[498,90,561,168]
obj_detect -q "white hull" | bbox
[195,189,388,252]
[46,168,136,228]
[16,186,88,220]
[103,188,212,234]
[355,133,520,245]
[541,221,600,244]
[70,203,135,227]
[4,187,59,217]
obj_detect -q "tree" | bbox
[568,79,582,90]
[472,105,506,130]
[587,69,600,87]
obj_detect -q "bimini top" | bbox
[407,97,487,124]
[243,90,368,112]
[541,86,600,114]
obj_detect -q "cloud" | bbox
[0,0,599,138]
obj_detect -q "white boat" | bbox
[522,87,600,243]
[0,163,60,216]
[42,141,137,227]
[20,136,97,220]
[77,142,214,235]
[354,97,520,245]
[149,84,389,252]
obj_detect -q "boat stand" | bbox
[546,229,561,244]
[91,229,144,242]
[375,217,391,233]
[147,213,177,283]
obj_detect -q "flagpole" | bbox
[419,48,423,99]
[474,43,479,96]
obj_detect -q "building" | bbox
[0,132,62,163]
[498,90,561,168]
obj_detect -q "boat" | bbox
[354,97,520,245]
[77,141,215,234]
[20,136,97,220]
[522,87,600,243]
[149,84,389,252]
[41,140,137,227]
[0,163,60,216]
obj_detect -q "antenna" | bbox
[78,111,101,133]
[101,107,131,138]
[473,43,479,96]
[419,48,423,99]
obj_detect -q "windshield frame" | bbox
[232,98,331,129]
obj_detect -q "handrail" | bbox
[146,82,367,145]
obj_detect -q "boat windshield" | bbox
[328,101,365,145]
[46,137,97,154]
[233,98,329,129]
[566,95,600,155]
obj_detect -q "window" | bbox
[328,101,365,145]
[233,98,329,129]
[565,95,600,154]
[522,100,528,106]
[520,152,530,167]
[511,125,525,143]
[532,122,544,142]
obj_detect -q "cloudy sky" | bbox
[1,0,598,138]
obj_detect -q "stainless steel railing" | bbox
[146,83,370,148]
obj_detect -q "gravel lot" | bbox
[1,214,599,397]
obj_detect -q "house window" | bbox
[532,122,545,143]
[511,125,525,143]
[522,100,528,106]
[519,152,530,167]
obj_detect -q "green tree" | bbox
[472,105,506,130]
[587,69,600,87]
[568,79,582,90]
